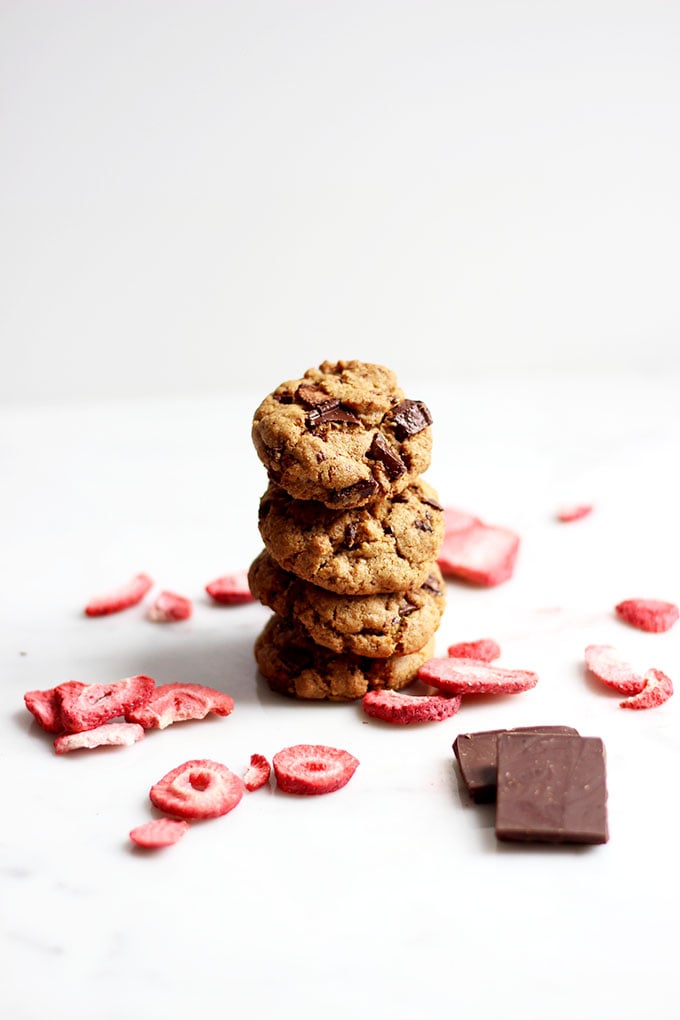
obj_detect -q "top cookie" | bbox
[251,360,433,508]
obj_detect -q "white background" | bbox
[2,0,679,404]
[2,7,680,1020]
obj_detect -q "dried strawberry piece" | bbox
[126,683,234,729]
[273,744,359,795]
[615,598,679,633]
[54,722,145,754]
[584,644,645,695]
[84,572,153,616]
[24,687,63,733]
[147,590,193,622]
[556,504,593,523]
[447,638,501,663]
[418,656,538,694]
[361,688,462,725]
[438,512,520,586]
[149,759,245,820]
[129,818,190,849]
[242,754,271,791]
[619,669,673,710]
[205,571,254,605]
[57,675,155,733]
[444,507,482,534]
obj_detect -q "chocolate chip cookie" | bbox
[257,478,445,595]
[254,613,436,701]
[251,360,433,508]
[249,549,446,658]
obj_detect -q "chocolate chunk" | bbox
[414,517,433,532]
[421,494,443,512]
[421,573,443,595]
[328,478,380,506]
[296,384,330,407]
[385,399,433,440]
[495,732,608,844]
[367,433,406,480]
[306,399,361,428]
[398,599,418,618]
[344,522,358,549]
[453,726,579,804]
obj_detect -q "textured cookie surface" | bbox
[254,614,436,701]
[258,478,445,595]
[249,549,446,658]
[251,360,433,508]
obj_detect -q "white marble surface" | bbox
[2,375,679,1020]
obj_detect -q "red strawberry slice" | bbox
[205,571,254,604]
[150,760,245,820]
[361,688,462,725]
[584,644,645,695]
[437,519,520,586]
[444,507,481,534]
[615,598,679,633]
[24,687,63,733]
[54,722,145,754]
[129,818,190,849]
[418,656,538,694]
[84,573,153,616]
[147,590,193,622]
[126,683,234,730]
[242,754,271,791]
[619,669,673,710]
[447,638,501,663]
[57,675,155,733]
[556,503,593,522]
[273,744,359,795]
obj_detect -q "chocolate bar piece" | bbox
[495,732,608,844]
[453,726,578,803]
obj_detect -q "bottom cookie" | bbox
[254,614,436,701]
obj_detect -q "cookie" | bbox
[254,613,436,701]
[248,549,446,658]
[257,478,445,595]
[251,360,433,508]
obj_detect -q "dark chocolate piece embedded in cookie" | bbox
[495,732,608,844]
[254,613,436,701]
[249,550,446,658]
[257,478,445,596]
[452,726,579,803]
[251,360,433,508]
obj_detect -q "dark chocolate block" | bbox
[453,726,579,803]
[495,732,608,844]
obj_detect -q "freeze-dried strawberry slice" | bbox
[584,644,645,695]
[362,688,462,724]
[273,744,359,795]
[129,818,190,849]
[438,517,520,586]
[24,687,63,733]
[418,657,538,694]
[126,683,234,729]
[243,754,271,791]
[619,669,673,710]
[147,590,193,622]
[444,507,481,534]
[556,503,593,523]
[205,571,254,604]
[54,722,145,754]
[447,638,501,663]
[57,675,155,733]
[615,598,679,633]
[84,572,153,616]
[149,759,245,820]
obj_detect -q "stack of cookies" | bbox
[248,360,446,701]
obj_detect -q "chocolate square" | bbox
[453,726,579,804]
[495,732,608,844]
